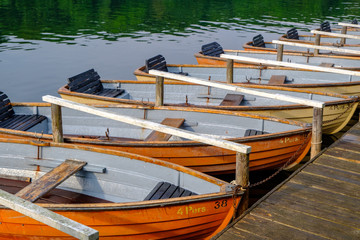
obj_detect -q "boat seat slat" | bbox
[245,129,268,137]
[95,88,125,98]
[145,54,168,73]
[268,75,287,85]
[68,69,96,83]
[70,78,103,93]
[220,94,244,106]
[15,159,87,202]
[0,115,29,129]
[286,28,299,40]
[68,72,101,90]
[170,187,185,198]
[0,98,10,108]
[0,92,15,122]
[321,21,331,32]
[0,105,14,122]
[0,115,47,131]
[201,42,224,57]
[145,118,185,142]
[319,63,335,68]
[253,34,265,48]
[0,92,47,131]
[67,69,124,97]
[144,182,197,201]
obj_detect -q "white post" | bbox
[0,189,99,240]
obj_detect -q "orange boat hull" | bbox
[0,128,311,175]
[0,193,240,239]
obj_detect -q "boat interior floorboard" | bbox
[0,177,113,204]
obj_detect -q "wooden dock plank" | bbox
[265,182,360,213]
[291,172,360,198]
[250,202,359,240]
[215,122,360,240]
[264,188,360,228]
[16,159,87,202]
[301,163,360,185]
[232,214,327,240]
[316,153,360,172]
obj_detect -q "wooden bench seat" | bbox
[201,42,224,57]
[145,118,185,141]
[286,28,299,40]
[220,94,244,106]
[145,55,188,76]
[67,69,124,98]
[252,34,266,48]
[145,55,168,73]
[144,182,197,200]
[16,159,87,202]
[268,75,287,85]
[320,21,331,32]
[0,92,46,131]
[319,63,335,68]
[244,129,268,137]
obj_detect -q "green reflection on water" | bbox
[0,0,359,45]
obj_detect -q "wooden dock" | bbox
[214,122,360,240]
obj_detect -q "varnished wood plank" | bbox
[232,214,327,240]
[316,155,360,173]
[145,118,185,141]
[337,132,360,149]
[291,172,360,198]
[320,147,360,163]
[16,159,86,202]
[302,163,360,185]
[267,182,360,213]
[251,202,359,240]
[268,75,286,85]
[220,94,244,106]
[264,188,360,228]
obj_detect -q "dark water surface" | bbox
[0,0,359,101]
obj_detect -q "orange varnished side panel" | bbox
[0,195,240,239]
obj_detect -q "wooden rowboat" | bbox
[0,137,243,239]
[278,21,360,47]
[136,55,360,97]
[243,34,360,56]
[278,29,360,47]
[0,91,312,174]
[58,69,359,134]
[195,42,360,70]
[135,54,360,95]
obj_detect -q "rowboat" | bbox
[194,42,360,69]
[0,137,243,239]
[0,91,311,174]
[58,69,358,134]
[135,54,360,97]
[278,28,360,47]
[278,21,360,47]
[243,33,360,55]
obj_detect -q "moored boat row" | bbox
[1,19,360,239]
